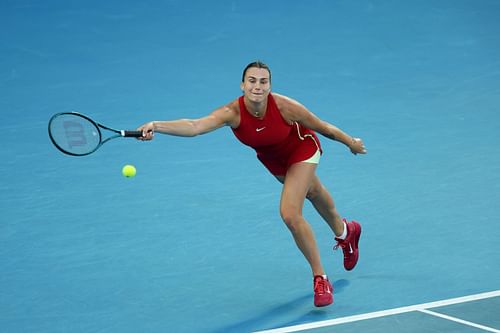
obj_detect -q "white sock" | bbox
[337,221,348,240]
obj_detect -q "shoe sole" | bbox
[353,221,361,251]
[315,300,333,307]
[346,221,361,271]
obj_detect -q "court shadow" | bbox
[333,278,349,294]
[209,293,311,333]
[210,279,349,333]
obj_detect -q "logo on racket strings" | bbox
[63,121,88,148]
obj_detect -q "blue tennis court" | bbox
[1,1,499,332]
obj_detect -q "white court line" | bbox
[418,309,500,333]
[253,290,500,333]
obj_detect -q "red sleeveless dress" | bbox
[232,94,322,176]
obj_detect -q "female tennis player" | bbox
[137,61,367,307]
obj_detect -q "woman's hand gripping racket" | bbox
[48,112,144,156]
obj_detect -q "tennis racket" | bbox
[48,112,143,156]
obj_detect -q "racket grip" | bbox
[122,130,144,137]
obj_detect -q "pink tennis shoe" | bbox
[313,275,333,307]
[334,220,362,271]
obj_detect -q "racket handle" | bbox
[122,130,144,137]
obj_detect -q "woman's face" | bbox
[240,67,271,103]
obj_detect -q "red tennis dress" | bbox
[232,94,322,176]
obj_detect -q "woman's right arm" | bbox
[137,101,239,141]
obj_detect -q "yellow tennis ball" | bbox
[122,164,136,178]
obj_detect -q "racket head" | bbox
[48,112,102,156]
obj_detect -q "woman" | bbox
[137,61,367,307]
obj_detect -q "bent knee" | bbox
[280,209,303,232]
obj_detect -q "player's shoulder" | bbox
[211,98,240,128]
[272,92,304,109]
[272,93,308,120]
[221,98,241,118]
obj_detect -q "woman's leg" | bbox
[305,175,345,237]
[279,162,325,276]
[305,174,362,271]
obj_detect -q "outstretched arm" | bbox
[275,93,367,155]
[137,103,238,141]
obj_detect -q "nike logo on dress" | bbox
[256,127,266,132]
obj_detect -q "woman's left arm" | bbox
[275,93,367,155]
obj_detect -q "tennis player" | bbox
[137,61,367,307]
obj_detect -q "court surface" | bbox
[1,1,499,332]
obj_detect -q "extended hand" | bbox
[349,137,367,155]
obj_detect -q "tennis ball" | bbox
[122,164,136,178]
